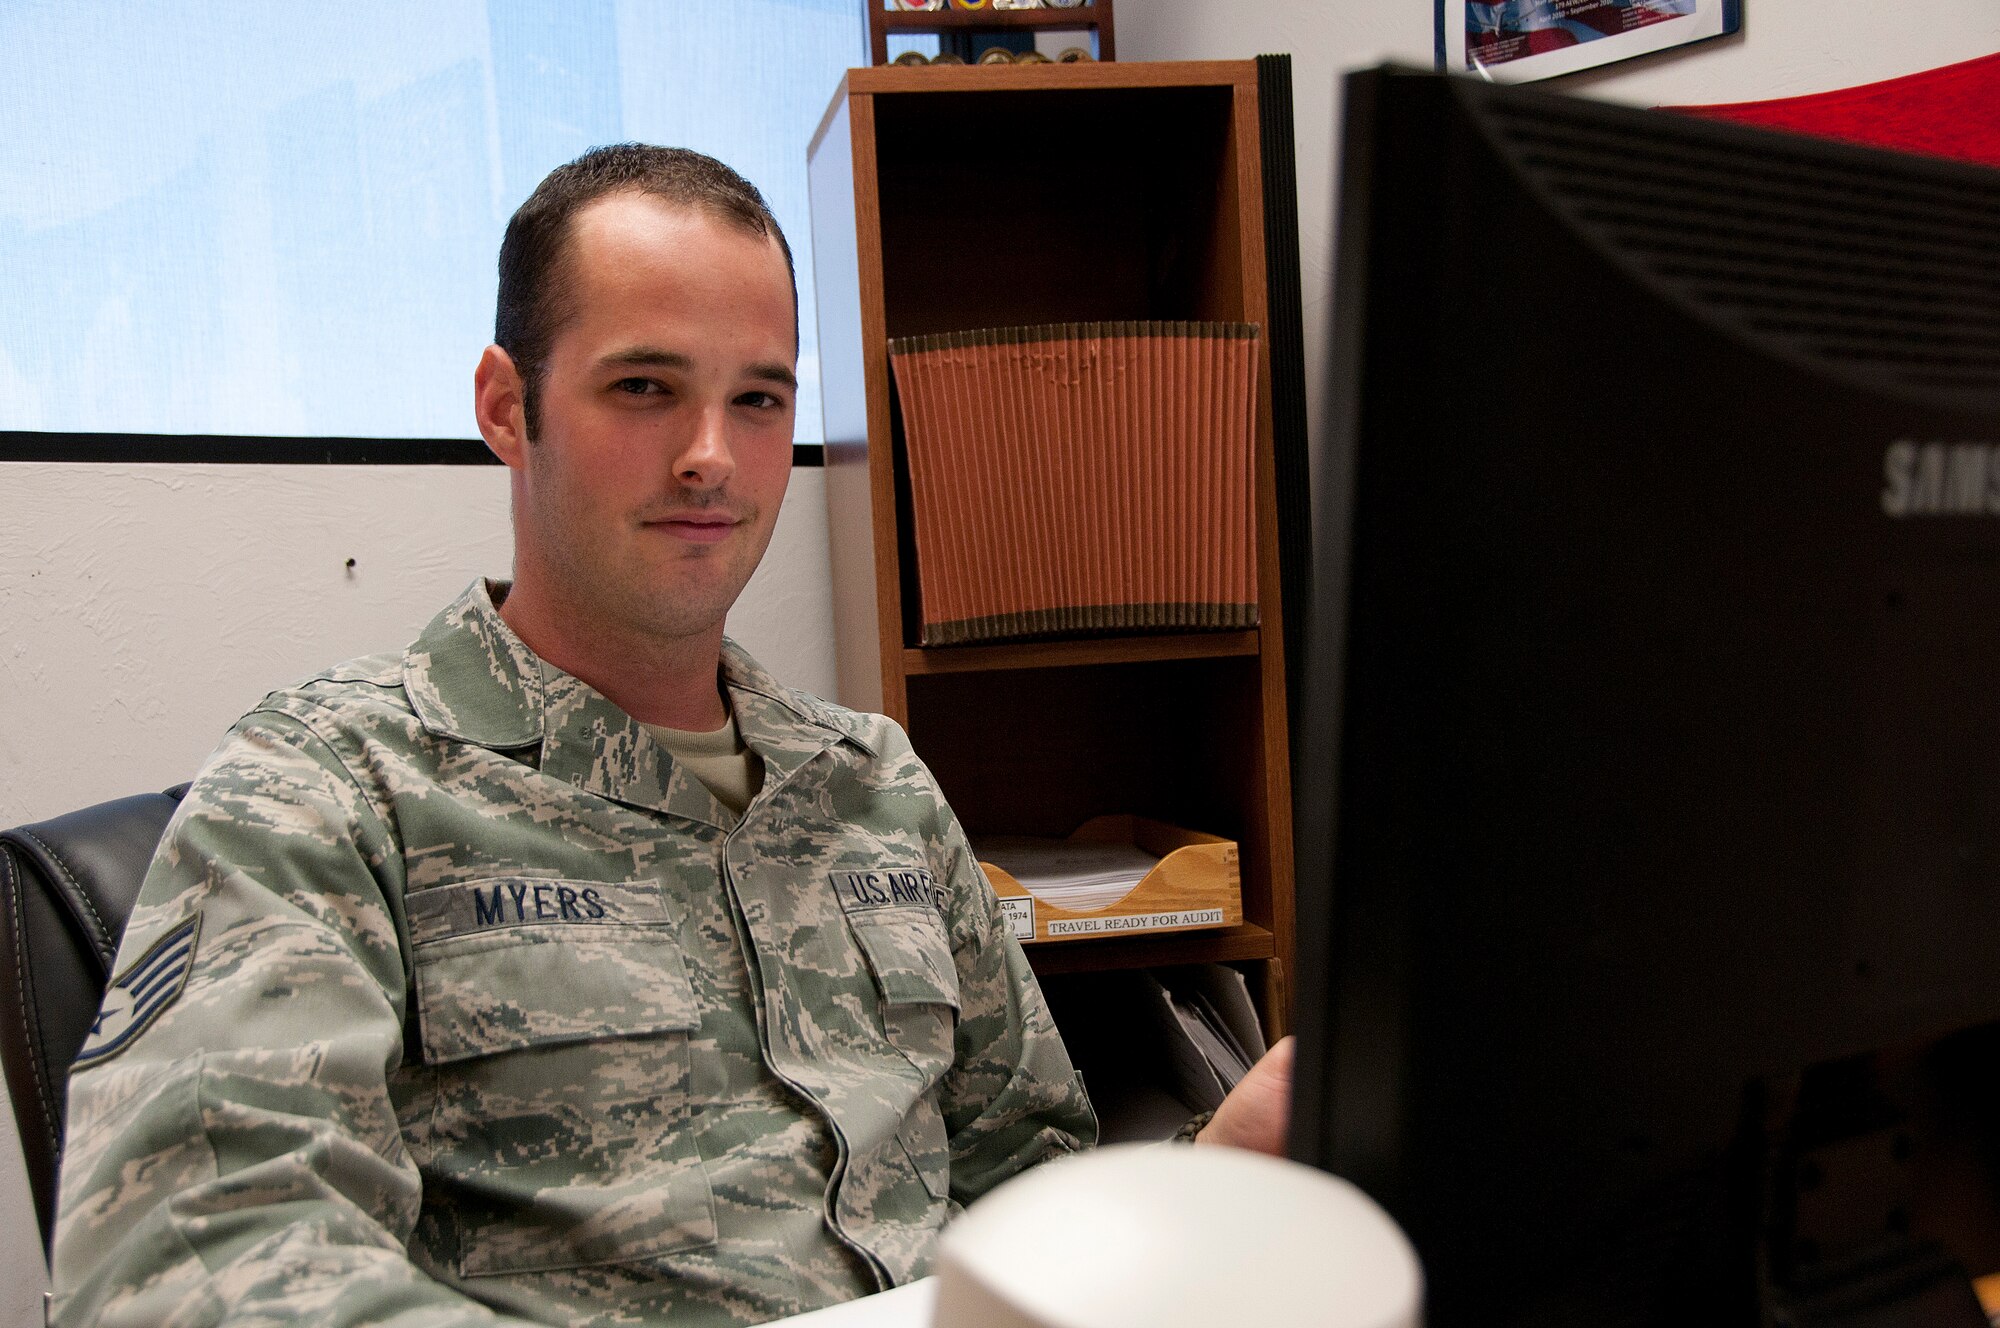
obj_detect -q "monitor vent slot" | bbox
[1477,96,2000,398]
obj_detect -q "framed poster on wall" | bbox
[1437,0,1742,82]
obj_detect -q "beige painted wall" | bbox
[0,464,835,825]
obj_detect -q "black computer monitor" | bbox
[1291,66,2000,1325]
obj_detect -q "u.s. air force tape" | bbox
[830,867,947,913]
[75,912,202,1068]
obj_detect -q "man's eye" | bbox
[612,377,663,395]
[737,391,786,410]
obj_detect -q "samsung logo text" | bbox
[1882,441,2000,517]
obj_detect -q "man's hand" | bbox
[1195,1035,1294,1156]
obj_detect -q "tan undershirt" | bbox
[641,710,765,817]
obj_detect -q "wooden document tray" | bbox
[978,815,1242,944]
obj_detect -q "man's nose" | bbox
[674,407,736,490]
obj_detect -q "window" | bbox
[0,1,863,443]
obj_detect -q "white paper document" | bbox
[975,836,1160,913]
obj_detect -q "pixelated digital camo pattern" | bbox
[54,580,1097,1328]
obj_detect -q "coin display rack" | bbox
[890,45,1084,65]
[866,0,1113,65]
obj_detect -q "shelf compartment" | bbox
[1024,923,1275,975]
[866,83,1243,339]
[981,814,1242,944]
[904,654,1265,844]
[902,629,1258,675]
[890,321,1261,647]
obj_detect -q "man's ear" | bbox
[475,344,529,468]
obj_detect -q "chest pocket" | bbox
[843,904,961,1204]
[407,878,716,1277]
[847,908,959,1010]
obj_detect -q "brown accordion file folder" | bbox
[888,321,1261,647]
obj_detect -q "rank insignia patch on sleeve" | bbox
[74,913,202,1068]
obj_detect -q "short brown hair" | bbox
[494,144,796,436]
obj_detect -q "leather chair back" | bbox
[0,789,184,1258]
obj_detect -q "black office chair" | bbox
[0,788,185,1259]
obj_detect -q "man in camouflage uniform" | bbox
[51,146,1287,1327]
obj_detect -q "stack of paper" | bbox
[887,321,1262,646]
[975,835,1159,913]
[1158,964,1270,1093]
[1039,964,1271,1143]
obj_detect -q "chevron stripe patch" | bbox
[75,913,202,1068]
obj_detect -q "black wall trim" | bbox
[1,432,827,468]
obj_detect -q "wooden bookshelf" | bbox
[807,60,1295,1034]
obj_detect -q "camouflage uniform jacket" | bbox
[53,580,1096,1327]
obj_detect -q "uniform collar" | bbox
[402,579,544,750]
[403,580,875,824]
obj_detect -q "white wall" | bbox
[1117,0,2000,508]
[0,463,835,825]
